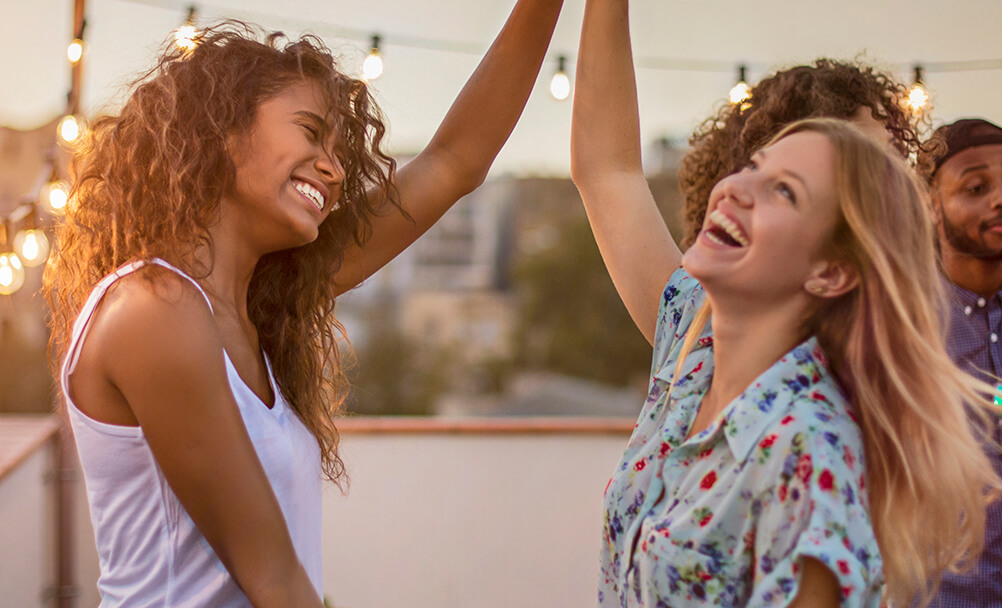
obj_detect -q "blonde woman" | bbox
[571,1,1000,606]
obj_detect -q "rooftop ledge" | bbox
[335,415,636,435]
[0,413,636,482]
[0,414,61,483]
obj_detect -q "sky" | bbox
[2,0,1001,176]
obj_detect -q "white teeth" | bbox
[293,180,324,211]
[707,209,749,246]
[704,230,729,247]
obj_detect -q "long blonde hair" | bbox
[677,118,1000,606]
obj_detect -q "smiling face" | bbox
[683,131,843,304]
[223,79,346,254]
[932,144,1002,262]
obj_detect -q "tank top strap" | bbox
[61,258,213,383]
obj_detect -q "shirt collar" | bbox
[716,336,836,462]
[945,278,1002,310]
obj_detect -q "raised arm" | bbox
[570,0,681,344]
[332,0,563,295]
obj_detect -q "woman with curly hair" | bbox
[572,0,999,606]
[677,59,920,249]
[44,2,562,605]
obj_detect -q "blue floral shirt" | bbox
[598,268,883,607]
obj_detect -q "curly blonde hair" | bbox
[45,22,399,484]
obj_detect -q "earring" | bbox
[808,284,824,295]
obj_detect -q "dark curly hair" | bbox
[677,58,922,248]
[44,22,400,485]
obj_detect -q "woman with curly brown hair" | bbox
[44,2,562,606]
[678,58,921,249]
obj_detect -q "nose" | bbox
[991,184,1002,210]
[316,152,345,186]
[717,171,754,208]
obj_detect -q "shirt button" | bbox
[992,333,999,343]
[978,297,987,308]
[965,306,973,316]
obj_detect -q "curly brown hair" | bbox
[677,58,922,248]
[44,22,399,485]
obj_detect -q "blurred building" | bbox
[342,139,687,416]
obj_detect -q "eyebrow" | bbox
[958,164,990,178]
[293,110,326,125]
[753,149,812,200]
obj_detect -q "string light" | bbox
[68,19,86,66]
[13,230,49,267]
[0,221,25,296]
[362,35,384,81]
[0,253,25,296]
[42,179,70,214]
[174,6,199,53]
[907,65,929,113]
[57,114,84,145]
[1,1,998,300]
[549,55,571,101]
[729,65,751,105]
[12,206,50,268]
[67,38,84,64]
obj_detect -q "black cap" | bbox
[929,118,1002,177]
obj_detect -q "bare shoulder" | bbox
[86,264,218,359]
[69,264,224,425]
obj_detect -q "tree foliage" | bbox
[512,216,653,387]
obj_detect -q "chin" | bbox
[681,244,714,282]
[269,229,320,254]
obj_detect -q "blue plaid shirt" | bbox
[931,281,1002,607]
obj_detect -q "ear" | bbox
[929,190,945,228]
[804,259,859,299]
[225,130,243,164]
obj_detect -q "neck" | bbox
[197,221,262,320]
[941,247,1002,297]
[704,291,811,409]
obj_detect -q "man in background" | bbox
[923,117,1002,606]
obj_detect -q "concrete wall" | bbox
[0,444,57,606]
[321,425,631,608]
[23,419,632,608]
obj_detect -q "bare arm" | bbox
[332,0,564,295]
[90,275,321,607]
[571,0,681,345]
[788,557,841,608]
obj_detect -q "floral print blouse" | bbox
[598,268,883,607]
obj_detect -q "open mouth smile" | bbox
[703,209,749,248]
[292,179,325,212]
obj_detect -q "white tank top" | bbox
[62,258,323,607]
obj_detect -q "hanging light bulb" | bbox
[362,35,384,81]
[42,180,70,214]
[57,114,85,145]
[549,55,571,101]
[729,65,751,105]
[13,206,50,267]
[67,38,84,64]
[0,222,25,296]
[13,230,49,267]
[0,253,25,295]
[174,6,199,53]
[907,65,929,113]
